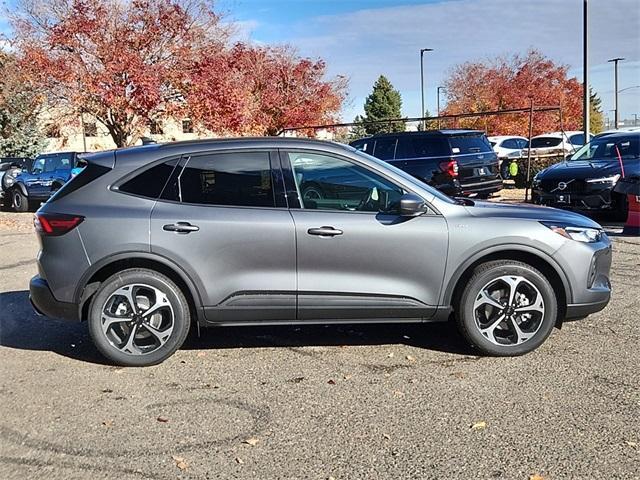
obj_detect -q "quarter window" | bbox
[178,152,275,207]
[285,151,404,213]
[119,159,178,199]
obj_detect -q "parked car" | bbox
[488,135,528,178]
[595,126,640,138]
[30,137,611,366]
[0,157,32,208]
[9,151,83,212]
[522,131,593,158]
[350,130,502,198]
[532,131,639,218]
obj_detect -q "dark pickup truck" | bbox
[350,130,502,198]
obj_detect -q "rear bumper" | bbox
[459,178,503,195]
[29,275,79,321]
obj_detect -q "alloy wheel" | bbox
[473,275,545,346]
[101,283,174,356]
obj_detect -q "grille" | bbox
[540,180,586,195]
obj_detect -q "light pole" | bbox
[608,57,625,129]
[420,48,433,129]
[583,0,589,140]
[437,86,446,129]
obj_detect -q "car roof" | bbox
[360,129,484,139]
[488,135,527,141]
[594,131,640,139]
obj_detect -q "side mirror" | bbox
[0,163,10,172]
[399,193,427,217]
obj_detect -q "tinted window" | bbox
[179,152,274,207]
[373,138,397,160]
[448,135,493,154]
[285,151,404,213]
[401,136,449,158]
[502,139,518,149]
[516,139,528,149]
[120,160,178,199]
[31,158,46,174]
[530,137,562,148]
[569,134,586,146]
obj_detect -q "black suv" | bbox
[350,130,502,197]
[532,132,639,218]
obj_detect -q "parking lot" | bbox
[0,211,638,480]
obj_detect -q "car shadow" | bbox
[0,290,474,365]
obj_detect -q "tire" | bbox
[88,268,191,366]
[455,260,557,356]
[12,188,29,212]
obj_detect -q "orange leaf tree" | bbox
[441,50,592,136]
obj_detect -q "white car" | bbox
[523,131,593,158]
[488,136,528,159]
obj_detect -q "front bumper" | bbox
[30,275,79,321]
[533,185,616,211]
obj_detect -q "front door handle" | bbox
[307,226,343,237]
[163,222,200,234]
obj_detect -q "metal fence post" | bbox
[524,99,534,202]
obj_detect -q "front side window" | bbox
[569,133,586,146]
[31,158,46,174]
[178,152,274,207]
[285,151,404,213]
[373,138,397,160]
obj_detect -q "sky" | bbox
[2,0,639,125]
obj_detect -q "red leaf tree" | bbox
[11,0,346,147]
[441,50,588,137]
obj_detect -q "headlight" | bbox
[586,174,620,184]
[541,222,602,243]
[4,175,15,186]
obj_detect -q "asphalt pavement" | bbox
[0,212,638,480]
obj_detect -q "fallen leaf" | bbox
[626,441,637,448]
[383,433,390,440]
[327,379,336,385]
[243,437,259,446]
[101,419,114,428]
[529,475,545,480]
[172,455,188,470]
[343,374,353,380]
[235,457,244,464]
[450,372,465,379]
[157,416,169,423]
[470,421,487,430]
[387,352,394,358]
[196,352,206,357]
[101,388,113,393]
[406,355,415,362]
[290,377,305,384]
[393,390,405,397]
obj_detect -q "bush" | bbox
[513,155,565,188]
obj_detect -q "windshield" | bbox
[569,135,639,161]
[529,137,562,148]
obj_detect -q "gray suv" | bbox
[30,138,612,366]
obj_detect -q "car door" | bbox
[280,149,449,321]
[24,156,49,198]
[150,149,296,323]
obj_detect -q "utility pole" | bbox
[420,48,433,130]
[437,86,446,129]
[582,0,590,140]
[608,57,625,129]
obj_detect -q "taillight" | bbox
[34,213,84,236]
[439,159,459,178]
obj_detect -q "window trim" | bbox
[277,147,437,215]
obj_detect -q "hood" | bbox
[464,200,601,229]
[537,160,620,181]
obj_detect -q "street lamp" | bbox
[420,48,433,129]
[437,86,446,129]
[608,57,625,129]
[583,0,589,140]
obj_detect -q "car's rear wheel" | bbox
[88,268,191,366]
[456,260,557,356]
[12,189,29,212]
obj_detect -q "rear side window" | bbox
[448,135,493,154]
[530,137,562,148]
[119,160,178,199]
[178,152,275,207]
[373,138,397,160]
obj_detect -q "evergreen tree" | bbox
[589,88,604,134]
[363,75,405,135]
[349,114,369,140]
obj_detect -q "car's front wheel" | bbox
[12,189,29,212]
[88,268,191,366]
[456,260,557,356]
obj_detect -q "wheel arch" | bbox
[75,252,205,325]
[445,246,571,322]
[13,182,28,197]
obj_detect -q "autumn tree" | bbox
[11,0,346,147]
[363,75,405,135]
[441,50,590,136]
[0,49,46,157]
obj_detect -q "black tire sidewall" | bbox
[12,189,29,212]
[458,262,557,356]
[88,269,190,366]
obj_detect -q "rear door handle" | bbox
[307,226,343,237]
[163,222,200,234]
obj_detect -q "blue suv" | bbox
[10,152,84,212]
